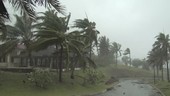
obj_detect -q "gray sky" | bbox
[5,0,170,59]
[60,0,170,59]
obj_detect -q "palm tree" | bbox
[0,0,64,20]
[73,18,99,58]
[123,48,131,66]
[0,15,34,67]
[31,10,84,82]
[153,33,170,82]
[0,0,65,33]
[147,48,164,81]
[147,50,158,83]
[111,42,121,66]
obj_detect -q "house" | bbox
[0,44,57,68]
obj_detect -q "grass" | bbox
[98,64,152,79]
[0,70,109,96]
[155,81,170,96]
[0,65,153,96]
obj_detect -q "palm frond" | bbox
[0,39,19,56]
[34,0,65,15]
[0,0,9,19]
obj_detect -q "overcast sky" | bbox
[5,0,170,59]
[60,0,170,59]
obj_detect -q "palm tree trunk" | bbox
[70,55,77,79]
[154,66,156,84]
[161,64,164,81]
[89,42,92,59]
[59,45,63,82]
[129,54,131,66]
[115,53,118,67]
[156,65,159,80]
[166,60,170,82]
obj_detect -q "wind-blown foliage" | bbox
[0,15,34,58]
[32,10,90,82]
[0,0,65,32]
[73,18,100,58]
[148,33,170,82]
[1,0,65,20]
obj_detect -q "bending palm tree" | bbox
[0,0,64,20]
[73,18,99,58]
[32,10,83,82]
[0,0,65,31]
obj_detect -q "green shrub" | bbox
[27,68,53,89]
[84,68,105,85]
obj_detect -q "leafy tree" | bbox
[131,58,143,68]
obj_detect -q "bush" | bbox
[84,68,105,85]
[27,68,53,89]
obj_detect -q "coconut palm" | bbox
[0,0,64,20]
[31,10,85,82]
[111,42,121,66]
[153,33,170,82]
[0,0,65,33]
[147,49,163,82]
[0,15,34,66]
[73,18,100,58]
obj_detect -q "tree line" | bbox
[147,33,170,83]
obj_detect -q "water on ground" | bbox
[95,79,162,96]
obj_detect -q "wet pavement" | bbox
[94,79,162,96]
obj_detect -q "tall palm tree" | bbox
[31,10,84,82]
[0,15,34,67]
[111,42,121,66]
[153,33,170,82]
[147,50,157,83]
[123,48,131,66]
[73,18,99,58]
[147,48,164,81]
